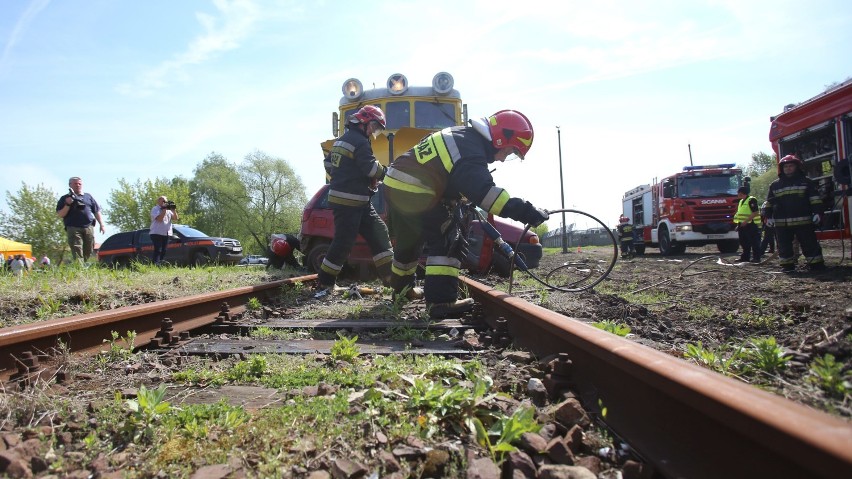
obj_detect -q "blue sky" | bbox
[1,0,851,239]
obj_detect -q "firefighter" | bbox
[383,110,549,319]
[764,154,825,272]
[617,215,635,260]
[316,105,394,293]
[733,186,762,263]
[267,233,302,270]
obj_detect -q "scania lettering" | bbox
[768,79,852,240]
[622,164,744,255]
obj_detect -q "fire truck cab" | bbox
[623,164,743,255]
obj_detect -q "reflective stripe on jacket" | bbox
[326,127,385,207]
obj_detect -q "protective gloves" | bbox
[812,214,821,225]
[521,203,549,227]
[765,218,775,228]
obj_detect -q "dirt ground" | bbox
[515,240,852,418]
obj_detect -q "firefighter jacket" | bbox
[734,196,761,226]
[617,223,634,241]
[326,127,386,207]
[765,172,821,227]
[383,126,542,225]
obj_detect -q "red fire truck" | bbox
[768,79,852,240]
[622,164,745,255]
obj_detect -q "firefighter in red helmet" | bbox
[764,154,825,272]
[267,233,302,270]
[316,105,393,293]
[617,215,635,260]
[383,109,549,319]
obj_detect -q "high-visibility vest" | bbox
[734,196,762,226]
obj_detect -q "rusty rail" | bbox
[2,273,850,478]
[0,274,316,380]
[461,276,852,479]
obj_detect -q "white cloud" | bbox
[0,0,51,75]
[115,0,261,97]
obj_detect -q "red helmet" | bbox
[351,105,386,129]
[487,110,534,159]
[270,237,293,258]
[778,154,803,174]
[619,215,629,224]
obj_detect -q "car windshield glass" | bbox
[174,226,209,238]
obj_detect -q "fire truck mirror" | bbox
[662,179,675,199]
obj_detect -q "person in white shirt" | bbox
[149,196,179,265]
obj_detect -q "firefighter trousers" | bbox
[776,225,824,269]
[317,203,393,287]
[387,200,462,305]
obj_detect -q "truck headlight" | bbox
[675,225,692,232]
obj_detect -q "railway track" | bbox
[1,273,850,479]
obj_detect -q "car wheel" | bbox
[306,242,330,273]
[193,251,210,267]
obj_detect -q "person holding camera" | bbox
[56,176,105,262]
[150,196,179,265]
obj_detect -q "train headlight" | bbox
[342,78,363,101]
[387,73,408,95]
[432,72,454,95]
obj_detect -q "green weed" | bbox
[743,337,790,375]
[125,384,170,442]
[100,330,137,362]
[330,332,360,363]
[591,320,631,337]
[684,341,743,376]
[246,297,262,311]
[808,354,851,398]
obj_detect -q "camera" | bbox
[68,188,86,209]
[165,200,177,210]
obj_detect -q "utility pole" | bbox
[557,126,567,253]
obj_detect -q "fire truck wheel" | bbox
[306,242,330,273]
[658,227,684,256]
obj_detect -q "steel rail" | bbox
[0,274,316,381]
[461,275,852,479]
[2,273,850,479]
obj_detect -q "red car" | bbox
[298,184,541,278]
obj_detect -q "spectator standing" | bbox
[383,109,548,319]
[765,155,825,272]
[10,255,25,277]
[149,196,179,265]
[733,186,762,263]
[56,177,105,262]
[315,105,394,294]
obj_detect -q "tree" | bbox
[745,152,776,177]
[190,153,247,239]
[0,183,67,262]
[238,150,306,251]
[190,151,307,253]
[106,177,193,232]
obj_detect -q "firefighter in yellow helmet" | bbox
[734,186,762,263]
[383,110,549,319]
